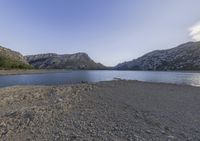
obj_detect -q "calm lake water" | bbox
[1,70,200,87]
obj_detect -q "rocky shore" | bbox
[0,69,69,76]
[0,80,200,140]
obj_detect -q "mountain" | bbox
[25,53,106,70]
[115,41,200,70]
[0,46,32,69]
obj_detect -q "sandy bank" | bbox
[0,69,69,76]
[0,80,200,140]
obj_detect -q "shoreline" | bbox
[1,69,200,89]
[0,80,200,140]
[0,69,110,76]
[0,79,199,89]
[1,69,200,76]
[0,69,71,76]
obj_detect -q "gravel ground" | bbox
[0,80,200,141]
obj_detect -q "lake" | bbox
[1,70,200,87]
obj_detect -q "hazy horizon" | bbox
[1,0,200,66]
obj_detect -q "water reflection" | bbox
[0,71,200,87]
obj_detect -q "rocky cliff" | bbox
[115,41,200,70]
[25,53,105,70]
[0,46,32,69]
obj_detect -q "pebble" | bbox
[161,130,165,134]
[146,130,152,134]
[167,135,175,141]
[58,98,63,102]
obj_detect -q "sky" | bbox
[0,0,200,66]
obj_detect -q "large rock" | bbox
[0,46,32,69]
[25,53,106,70]
[115,41,200,70]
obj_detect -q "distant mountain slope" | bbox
[0,46,32,69]
[115,41,200,70]
[25,53,106,70]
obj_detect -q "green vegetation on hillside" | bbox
[0,54,32,69]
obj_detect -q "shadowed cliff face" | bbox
[0,46,32,69]
[25,53,106,70]
[115,41,200,70]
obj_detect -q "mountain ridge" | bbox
[25,52,106,70]
[0,46,32,69]
[2,41,200,71]
[115,41,200,70]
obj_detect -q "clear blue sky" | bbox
[0,0,200,66]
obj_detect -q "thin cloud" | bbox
[189,21,200,41]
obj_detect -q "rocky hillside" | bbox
[0,46,32,69]
[115,41,200,70]
[25,53,105,70]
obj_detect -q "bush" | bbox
[0,56,33,69]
